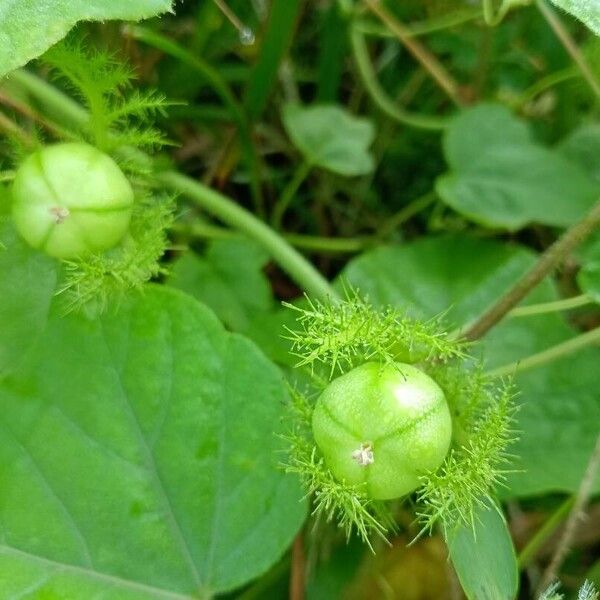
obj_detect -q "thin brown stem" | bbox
[0,111,34,147]
[362,0,464,106]
[0,90,65,138]
[536,0,600,102]
[464,199,600,340]
[289,532,306,600]
[537,433,600,593]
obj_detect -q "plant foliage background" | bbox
[1,0,600,599]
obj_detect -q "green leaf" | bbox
[550,0,600,36]
[437,104,598,230]
[167,239,274,332]
[339,235,549,327]
[0,0,173,78]
[559,123,600,184]
[578,257,600,302]
[447,504,518,600]
[560,126,600,302]
[340,235,600,497]
[282,104,375,176]
[0,286,305,597]
[0,219,57,376]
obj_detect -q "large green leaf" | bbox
[437,104,598,230]
[340,235,600,497]
[0,0,173,78]
[550,0,600,36]
[447,505,518,600]
[0,219,57,376]
[559,125,600,302]
[0,286,305,597]
[579,263,600,302]
[282,104,375,176]
[167,239,274,332]
[559,123,600,184]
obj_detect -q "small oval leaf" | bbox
[282,104,375,176]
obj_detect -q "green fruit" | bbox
[312,362,452,500]
[11,143,134,259]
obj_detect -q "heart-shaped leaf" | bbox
[0,0,173,78]
[0,286,305,597]
[437,104,598,230]
[167,239,274,332]
[282,104,375,176]
[559,123,600,184]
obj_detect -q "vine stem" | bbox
[482,0,526,26]
[0,111,34,147]
[517,496,574,569]
[377,191,437,238]
[355,6,482,39]
[537,433,600,593]
[513,67,578,110]
[157,171,338,301]
[487,325,600,378]
[271,161,312,228]
[350,23,448,131]
[173,222,371,253]
[464,199,600,341]
[362,0,464,106]
[509,294,593,317]
[536,0,600,102]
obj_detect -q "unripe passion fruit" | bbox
[11,143,134,259]
[312,362,452,500]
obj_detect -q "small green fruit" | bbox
[12,143,134,259]
[312,362,452,500]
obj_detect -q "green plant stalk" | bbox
[350,24,448,131]
[9,69,337,302]
[487,325,600,378]
[483,0,525,26]
[355,6,482,38]
[514,67,578,109]
[0,111,34,147]
[509,294,593,317]
[125,25,264,216]
[536,0,600,102]
[158,171,337,301]
[271,161,312,228]
[10,69,89,130]
[174,222,371,253]
[517,496,574,569]
[377,191,437,238]
[465,198,600,340]
[362,0,464,106]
